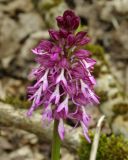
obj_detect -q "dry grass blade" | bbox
[89,115,105,160]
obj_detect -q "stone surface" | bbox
[9,146,45,160]
[0,0,33,13]
[61,148,75,160]
[112,115,128,138]
[0,14,20,58]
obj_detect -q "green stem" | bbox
[51,119,61,160]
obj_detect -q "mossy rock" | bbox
[78,133,128,160]
[85,44,105,62]
[0,96,31,109]
[113,102,128,115]
[96,90,108,104]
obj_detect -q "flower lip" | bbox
[82,106,91,126]
[34,69,49,91]
[80,79,100,104]
[81,121,91,143]
[49,84,60,104]
[42,103,53,123]
[82,58,96,69]
[57,94,69,115]
[56,68,67,87]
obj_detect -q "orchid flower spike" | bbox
[27,10,99,141]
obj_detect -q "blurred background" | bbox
[0,0,128,160]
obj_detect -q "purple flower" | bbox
[27,10,99,142]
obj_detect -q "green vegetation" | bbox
[78,133,128,160]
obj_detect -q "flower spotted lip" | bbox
[27,10,99,141]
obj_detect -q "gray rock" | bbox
[0,15,20,58]
[112,115,128,138]
[0,0,33,14]
[14,12,44,42]
[9,146,45,160]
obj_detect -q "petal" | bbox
[67,34,75,46]
[27,97,37,116]
[63,10,75,19]
[39,40,53,52]
[59,58,69,68]
[35,85,43,104]
[82,106,91,126]
[58,119,65,140]
[57,95,69,115]
[89,76,96,85]
[82,58,96,69]
[75,49,91,59]
[79,37,90,45]
[49,85,60,104]
[43,80,48,91]
[59,29,68,38]
[63,10,79,30]
[56,16,64,28]
[91,94,100,104]
[34,69,49,88]
[49,29,59,41]
[81,122,91,143]
[72,17,80,30]
[56,69,67,87]
[27,106,34,117]
[42,104,53,123]
[31,48,38,54]
[75,31,87,42]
